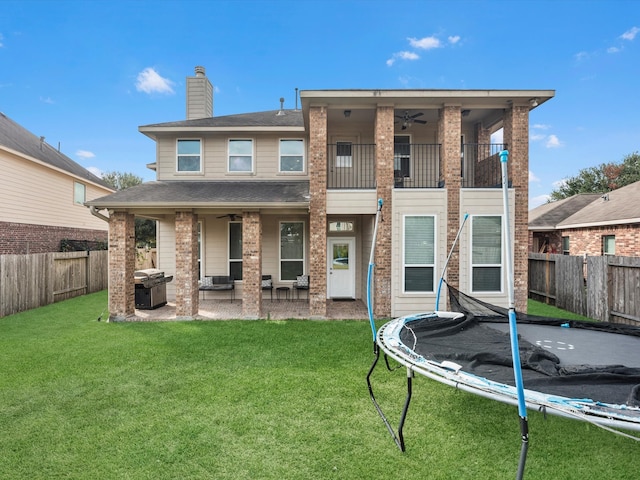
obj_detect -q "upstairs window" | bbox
[74,181,86,205]
[229,139,253,172]
[403,215,435,293]
[280,139,304,172]
[336,142,352,168]
[471,215,502,293]
[602,235,615,256]
[177,139,201,172]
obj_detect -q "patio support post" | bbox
[108,211,135,320]
[504,104,530,313]
[308,105,328,318]
[175,211,199,318]
[242,211,262,319]
[374,105,394,318]
[439,105,462,304]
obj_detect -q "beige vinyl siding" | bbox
[0,150,111,231]
[391,189,447,317]
[459,188,514,308]
[155,134,308,181]
[157,217,177,300]
[327,190,377,214]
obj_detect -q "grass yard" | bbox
[0,291,637,479]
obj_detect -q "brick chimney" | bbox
[186,66,213,120]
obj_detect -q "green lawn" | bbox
[0,291,637,479]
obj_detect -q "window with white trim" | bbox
[177,139,201,172]
[471,215,502,292]
[228,139,253,172]
[562,236,570,255]
[280,221,304,281]
[74,181,86,205]
[602,235,615,256]
[229,222,243,280]
[280,139,304,172]
[403,215,435,292]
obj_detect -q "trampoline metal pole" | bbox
[367,198,384,343]
[500,150,529,480]
[435,212,468,311]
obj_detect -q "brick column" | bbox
[374,105,394,318]
[439,105,462,293]
[108,211,135,320]
[308,105,328,318]
[504,105,529,313]
[175,211,199,318]
[242,211,262,319]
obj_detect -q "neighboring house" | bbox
[87,66,553,320]
[529,181,640,256]
[0,113,114,254]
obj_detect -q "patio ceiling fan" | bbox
[217,214,242,221]
[395,111,427,130]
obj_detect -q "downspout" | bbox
[89,205,110,223]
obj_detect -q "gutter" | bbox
[89,205,110,223]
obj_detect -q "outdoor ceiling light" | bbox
[344,110,351,118]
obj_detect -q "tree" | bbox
[548,152,640,202]
[101,171,156,247]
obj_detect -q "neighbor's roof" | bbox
[139,109,304,138]
[528,194,600,230]
[558,181,640,228]
[86,180,310,209]
[0,112,112,190]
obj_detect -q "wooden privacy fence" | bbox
[0,250,108,317]
[529,253,640,325]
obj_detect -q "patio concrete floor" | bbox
[130,298,370,321]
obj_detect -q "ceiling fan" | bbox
[395,111,427,130]
[217,214,242,221]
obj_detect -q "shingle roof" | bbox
[528,194,600,229]
[558,181,640,228]
[0,112,112,189]
[140,109,303,129]
[86,180,310,208]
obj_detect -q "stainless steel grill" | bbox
[134,269,173,309]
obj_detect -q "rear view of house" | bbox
[88,66,553,320]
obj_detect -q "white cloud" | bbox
[529,171,540,182]
[135,67,175,94]
[607,46,621,54]
[448,35,460,45]
[387,51,420,66]
[408,36,441,50]
[76,150,96,159]
[0,33,4,48]
[532,123,551,130]
[40,96,54,104]
[530,133,546,141]
[545,134,563,148]
[86,166,103,178]
[621,26,639,41]
[574,51,589,62]
[552,179,566,189]
[530,194,550,209]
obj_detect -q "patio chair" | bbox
[294,274,309,300]
[262,275,273,301]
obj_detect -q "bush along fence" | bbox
[0,250,108,317]
[529,253,640,325]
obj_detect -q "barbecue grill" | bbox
[134,269,173,309]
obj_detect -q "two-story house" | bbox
[0,113,114,254]
[88,66,553,321]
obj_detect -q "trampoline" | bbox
[365,152,640,479]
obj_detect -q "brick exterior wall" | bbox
[504,105,529,312]
[562,224,640,256]
[0,221,107,255]
[439,106,462,293]
[175,211,199,317]
[108,212,135,320]
[374,105,394,317]
[308,106,328,317]
[242,211,262,318]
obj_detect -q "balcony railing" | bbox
[461,143,508,188]
[393,144,441,188]
[327,144,376,189]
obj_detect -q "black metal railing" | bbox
[394,144,441,188]
[461,143,508,188]
[327,144,376,189]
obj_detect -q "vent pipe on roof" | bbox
[276,97,286,116]
[40,136,45,150]
[295,88,299,111]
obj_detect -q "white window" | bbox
[229,139,253,172]
[403,216,435,293]
[280,139,304,172]
[471,215,502,292]
[177,139,201,172]
[280,221,304,281]
[603,235,615,256]
[336,142,352,168]
[229,222,243,280]
[74,181,86,205]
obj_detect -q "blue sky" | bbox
[1,0,638,209]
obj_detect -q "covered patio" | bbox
[128,298,370,321]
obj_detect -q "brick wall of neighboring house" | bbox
[529,231,563,253]
[563,224,640,256]
[0,221,107,255]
